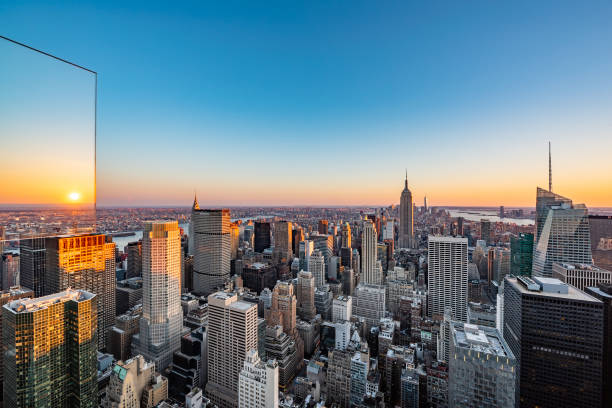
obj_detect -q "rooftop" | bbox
[6,288,95,313]
[451,322,513,359]
[507,276,599,302]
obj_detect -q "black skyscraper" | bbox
[254,221,271,253]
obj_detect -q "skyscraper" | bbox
[399,173,414,249]
[504,275,603,408]
[238,350,279,408]
[192,198,231,295]
[480,219,492,245]
[318,219,329,235]
[532,188,592,277]
[588,215,612,271]
[296,270,316,321]
[341,222,352,249]
[254,221,272,253]
[273,220,293,261]
[361,219,379,284]
[428,236,468,322]
[308,250,326,289]
[18,237,46,297]
[3,289,98,408]
[230,222,240,260]
[134,221,183,371]
[510,232,533,276]
[45,233,116,350]
[352,283,386,329]
[206,291,258,408]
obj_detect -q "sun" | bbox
[68,192,81,202]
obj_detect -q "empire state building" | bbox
[399,173,414,249]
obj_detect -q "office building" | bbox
[318,219,328,235]
[553,262,612,290]
[238,350,278,408]
[584,283,612,407]
[109,304,142,362]
[230,222,240,260]
[273,220,292,261]
[308,250,325,289]
[361,219,379,284]
[134,221,183,371]
[206,291,258,408]
[168,327,207,400]
[242,262,277,295]
[532,188,592,277]
[504,276,603,408]
[353,283,386,329]
[588,215,612,270]
[292,228,304,258]
[480,219,492,245]
[510,232,533,276]
[298,239,314,271]
[314,285,333,320]
[1,253,19,290]
[18,237,46,297]
[254,222,272,253]
[399,173,414,249]
[332,295,352,323]
[401,368,420,408]
[264,325,300,389]
[265,281,298,338]
[126,240,142,278]
[448,323,516,408]
[3,289,98,408]
[428,236,468,322]
[192,201,231,295]
[326,348,352,408]
[296,270,316,321]
[350,344,370,406]
[115,277,143,315]
[45,233,116,350]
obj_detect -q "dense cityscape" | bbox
[2,2,612,408]
[1,165,612,407]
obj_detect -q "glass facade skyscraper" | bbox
[511,232,533,276]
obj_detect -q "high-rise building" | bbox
[265,281,297,336]
[428,236,468,322]
[254,221,272,253]
[318,220,329,235]
[308,250,326,289]
[230,222,240,260]
[326,348,352,408]
[332,295,352,323]
[126,240,142,278]
[273,221,292,261]
[192,201,231,295]
[504,275,603,408]
[532,188,592,277]
[242,262,277,295]
[584,283,612,408]
[134,221,183,371]
[264,325,301,389]
[291,227,304,258]
[552,262,612,290]
[588,215,612,271]
[0,286,33,403]
[18,237,46,297]
[296,270,316,321]
[3,289,98,408]
[238,350,279,408]
[102,354,168,408]
[361,220,379,284]
[448,323,516,408]
[480,219,492,245]
[399,173,414,249]
[353,283,386,328]
[1,253,19,290]
[109,304,142,362]
[510,232,533,276]
[45,233,116,350]
[350,344,370,406]
[206,291,258,408]
[341,222,352,249]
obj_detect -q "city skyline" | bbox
[1,1,611,207]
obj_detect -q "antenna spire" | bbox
[405,169,408,189]
[548,142,552,192]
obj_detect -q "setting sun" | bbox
[68,192,81,201]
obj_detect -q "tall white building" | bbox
[399,173,414,249]
[428,236,468,322]
[552,262,612,290]
[192,198,231,295]
[135,221,183,371]
[238,350,278,408]
[308,250,326,289]
[332,295,352,323]
[361,220,379,284]
[334,321,351,351]
[206,291,258,408]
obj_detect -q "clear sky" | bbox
[1,1,611,207]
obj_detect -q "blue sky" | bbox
[1,1,611,206]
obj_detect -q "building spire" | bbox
[405,169,408,189]
[548,141,552,192]
[192,191,200,210]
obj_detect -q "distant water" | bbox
[447,210,534,226]
[112,222,189,251]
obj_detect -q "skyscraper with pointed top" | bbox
[190,194,231,295]
[399,172,414,249]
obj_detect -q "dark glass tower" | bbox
[510,233,534,276]
[254,221,271,253]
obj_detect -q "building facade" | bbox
[399,174,414,249]
[428,236,468,322]
[238,350,278,408]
